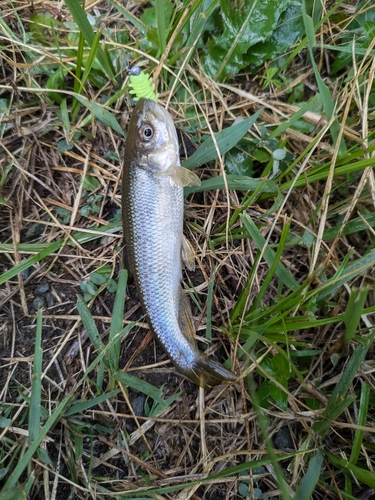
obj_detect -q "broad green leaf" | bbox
[182,110,262,169]
[29,12,66,44]
[0,417,11,427]
[270,382,288,411]
[90,272,108,286]
[202,0,298,81]
[245,4,306,69]
[225,140,254,176]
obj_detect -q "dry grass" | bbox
[1,1,375,499]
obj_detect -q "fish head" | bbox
[128,98,179,175]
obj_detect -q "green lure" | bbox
[128,66,159,102]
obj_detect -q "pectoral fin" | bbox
[170,166,201,187]
[181,235,195,271]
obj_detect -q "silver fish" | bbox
[122,98,236,389]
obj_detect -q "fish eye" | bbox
[138,123,154,141]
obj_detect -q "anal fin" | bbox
[178,290,197,348]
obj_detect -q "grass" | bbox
[0,0,375,499]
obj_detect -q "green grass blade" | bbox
[155,0,167,55]
[0,220,122,254]
[323,212,375,241]
[0,241,61,285]
[74,30,84,96]
[3,396,73,489]
[281,155,375,190]
[114,371,166,407]
[230,251,262,322]
[168,0,219,89]
[349,382,370,465]
[343,287,369,346]
[117,452,298,497]
[247,376,293,500]
[28,309,43,443]
[63,0,115,81]
[301,1,346,154]
[71,27,102,122]
[320,44,375,57]
[76,295,106,353]
[60,98,70,134]
[313,328,375,437]
[205,269,216,341]
[0,486,28,500]
[185,175,282,214]
[108,0,147,34]
[182,110,262,169]
[71,29,85,121]
[326,452,375,489]
[73,94,125,136]
[63,390,120,417]
[252,218,292,308]
[269,94,321,140]
[316,250,375,302]
[240,214,299,291]
[294,450,324,500]
[108,269,128,371]
[185,174,278,194]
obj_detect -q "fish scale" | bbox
[122,98,237,388]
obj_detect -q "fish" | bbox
[122,98,237,389]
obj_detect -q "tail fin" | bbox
[178,290,236,389]
[183,353,237,390]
